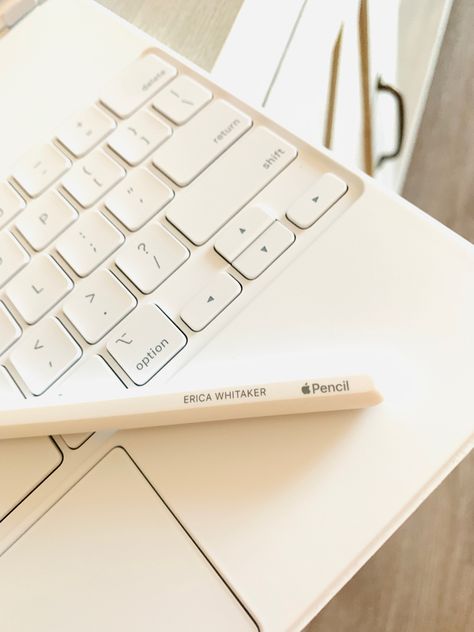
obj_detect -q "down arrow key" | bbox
[232,221,295,280]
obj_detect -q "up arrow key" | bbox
[260,245,268,253]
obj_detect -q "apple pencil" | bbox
[0,374,382,439]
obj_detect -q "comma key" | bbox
[106,304,186,385]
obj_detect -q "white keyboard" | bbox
[0,49,356,436]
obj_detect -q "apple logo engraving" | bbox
[301,383,310,395]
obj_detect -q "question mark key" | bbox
[115,223,189,294]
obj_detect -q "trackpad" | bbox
[0,448,256,631]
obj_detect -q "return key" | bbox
[153,100,251,186]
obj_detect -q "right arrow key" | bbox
[286,173,347,229]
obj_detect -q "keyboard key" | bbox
[0,181,25,229]
[0,302,21,355]
[10,318,82,395]
[50,354,124,401]
[153,99,252,186]
[6,255,73,324]
[153,74,212,124]
[166,126,297,245]
[0,366,23,403]
[15,190,78,251]
[0,232,29,288]
[232,221,295,280]
[180,273,241,332]
[12,143,71,197]
[107,304,186,385]
[0,435,61,521]
[56,105,116,158]
[286,173,348,229]
[63,270,136,344]
[62,149,125,208]
[214,205,274,262]
[115,223,189,294]
[101,54,177,118]
[105,168,173,231]
[56,211,124,277]
[108,109,171,166]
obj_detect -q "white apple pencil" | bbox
[0,374,382,439]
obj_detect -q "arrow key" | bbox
[232,221,295,280]
[63,270,136,344]
[180,273,241,332]
[286,173,347,229]
[214,205,273,263]
[9,318,81,395]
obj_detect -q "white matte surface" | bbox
[0,448,256,631]
[0,436,61,520]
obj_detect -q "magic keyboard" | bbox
[0,50,352,423]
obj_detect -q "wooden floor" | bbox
[99,1,473,630]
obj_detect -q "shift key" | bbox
[166,126,297,245]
